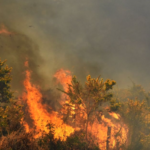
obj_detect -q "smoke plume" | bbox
[0,0,150,92]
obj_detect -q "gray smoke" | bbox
[0,0,150,93]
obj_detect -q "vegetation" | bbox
[0,59,23,137]
[58,75,116,142]
[0,59,13,103]
[0,58,150,150]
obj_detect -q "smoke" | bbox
[0,31,44,94]
[0,0,150,92]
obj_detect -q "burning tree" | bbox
[58,75,116,142]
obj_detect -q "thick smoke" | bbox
[0,0,150,92]
[0,31,44,94]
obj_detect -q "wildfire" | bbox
[88,115,127,149]
[22,63,128,148]
[0,25,13,35]
[54,69,128,149]
[22,63,74,140]
[53,68,73,107]
[54,68,72,92]
[53,68,76,118]
[90,112,127,149]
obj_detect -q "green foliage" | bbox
[110,99,121,111]
[0,100,24,136]
[122,100,147,125]
[58,75,116,142]
[0,59,24,137]
[113,83,150,149]
[119,99,150,150]
[0,130,42,150]
[38,122,57,150]
[66,75,116,105]
[0,59,13,103]
[38,123,100,150]
[2,57,150,150]
[61,75,116,116]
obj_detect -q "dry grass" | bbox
[0,130,44,150]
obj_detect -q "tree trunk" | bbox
[106,126,111,150]
[85,114,89,150]
[85,117,89,141]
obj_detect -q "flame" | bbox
[53,68,73,105]
[22,64,128,148]
[54,68,76,118]
[53,69,72,91]
[0,25,13,35]
[54,68,128,148]
[22,64,74,140]
[88,115,128,149]
[109,112,120,119]
[23,121,30,133]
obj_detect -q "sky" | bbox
[0,0,150,93]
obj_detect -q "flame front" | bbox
[22,65,74,140]
[54,68,72,92]
[54,69,128,149]
[54,68,76,119]
[89,115,128,149]
[22,64,128,148]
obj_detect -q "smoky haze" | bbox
[0,0,150,93]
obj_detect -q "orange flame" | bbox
[54,69,128,148]
[22,64,128,148]
[23,121,30,133]
[54,68,76,118]
[22,64,74,140]
[54,68,73,106]
[89,115,128,149]
[0,25,13,35]
[54,68,72,92]
[109,112,120,119]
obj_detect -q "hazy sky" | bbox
[0,0,150,92]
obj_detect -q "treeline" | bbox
[0,59,150,150]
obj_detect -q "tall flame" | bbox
[54,68,73,106]
[53,68,76,120]
[22,62,74,140]
[54,69,128,149]
[22,63,128,148]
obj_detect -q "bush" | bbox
[0,130,43,150]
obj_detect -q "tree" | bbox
[0,100,24,136]
[119,99,150,150]
[58,75,116,142]
[0,59,13,103]
[0,59,23,136]
[113,83,148,103]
